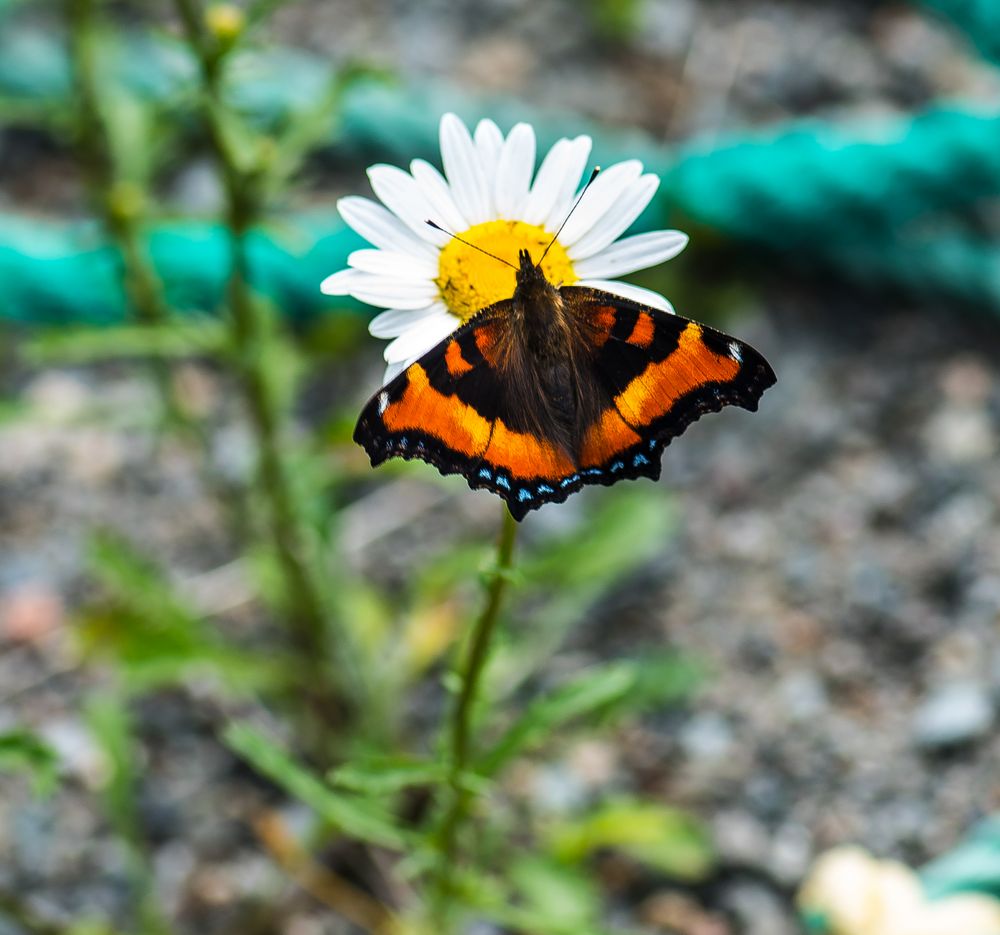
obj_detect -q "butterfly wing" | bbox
[354,301,579,520]
[564,285,776,482]
[354,289,776,520]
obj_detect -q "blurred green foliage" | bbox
[588,0,644,41]
[0,1,731,932]
[0,729,60,796]
[9,0,1000,926]
[87,693,171,935]
[79,533,289,693]
[225,723,417,851]
[546,799,713,880]
[4,0,1000,327]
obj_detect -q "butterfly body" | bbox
[500,250,606,454]
[355,253,775,520]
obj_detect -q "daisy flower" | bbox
[321,113,689,384]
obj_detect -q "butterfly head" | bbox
[514,247,559,304]
[511,247,570,356]
[516,248,545,284]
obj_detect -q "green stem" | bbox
[67,0,193,435]
[173,0,360,740]
[431,506,519,920]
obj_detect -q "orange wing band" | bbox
[445,339,474,377]
[382,363,492,458]
[583,322,740,466]
[382,362,575,479]
[616,322,739,425]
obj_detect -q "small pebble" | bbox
[912,682,994,750]
[640,890,730,935]
[680,712,735,762]
[0,585,64,644]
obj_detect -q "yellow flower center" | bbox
[435,220,577,321]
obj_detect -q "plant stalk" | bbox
[67,0,194,436]
[430,506,519,919]
[173,0,360,739]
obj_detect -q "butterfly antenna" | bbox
[425,220,517,269]
[538,166,601,265]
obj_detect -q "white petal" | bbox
[409,159,469,233]
[337,196,437,258]
[382,360,410,385]
[383,311,458,363]
[325,268,437,307]
[320,268,361,295]
[555,160,643,247]
[567,174,661,260]
[440,113,491,225]
[576,278,675,314]
[348,248,438,280]
[574,231,689,279]
[475,119,504,190]
[369,302,447,338]
[522,135,592,227]
[349,273,440,309]
[367,164,449,246]
[494,122,536,219]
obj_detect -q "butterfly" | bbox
[354,245,775,521]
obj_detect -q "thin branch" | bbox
[66,0,197,437]
[429,506,519,920]
[172,0,363,741]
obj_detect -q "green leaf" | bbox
[25,319,227,364]
[211,97,262,175]
[546,798,714,881]
[86,694,170,935]
[413,865,635,935]
[479,663,637,776]
[264,62,394,189]
[246,0,294,31]
[491,488,676,696]
[67,921,119,935]
[329,755,446,795]
[589,0,642,40]
[593,651,703,724]
[224,723,412,850]
[80,534,286,694]
[519,486,675,593]
[0,729,60,796]
[509,855,602,931]
[0,397,28,426]
[102,81,157,185]
[86,694,138,841]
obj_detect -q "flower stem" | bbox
[431,506,519,919]
[67,0,195,438]
[173,0,362,742]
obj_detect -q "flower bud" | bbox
[205,3,245,46]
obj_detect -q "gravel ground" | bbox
[2,1,999,933]
[2,285,998,934]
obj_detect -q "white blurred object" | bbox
[798,845,1000,935]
